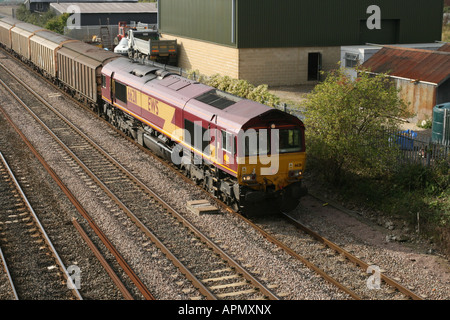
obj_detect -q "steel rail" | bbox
[0,150,83,300]
[0,247,18,300]
[0,68,215,300]
[0,103,154,301]
[297,193,424,300]
[228,207,362,299]
[71,218,135,300]
[0,64,278,300]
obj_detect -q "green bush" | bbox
[15,4,68,34]
[302,67,411,184]
[187,71,280,107]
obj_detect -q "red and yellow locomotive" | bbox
[101,58,307,212]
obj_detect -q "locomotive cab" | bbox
[235,111,307,211]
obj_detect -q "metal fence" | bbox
[64,25,119,49]
[389,129,450,167]
[274,103,305,121]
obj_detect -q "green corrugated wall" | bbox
[160,0,234,46]
[160,0,444,48]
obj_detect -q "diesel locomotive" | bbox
[0,16,307,213]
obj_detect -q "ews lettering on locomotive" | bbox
[147,96,159,115]
[127,87,159,116]
[127,87,138,105]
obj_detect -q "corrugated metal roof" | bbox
[437,43,450,52]
[51,2,156,14]
[361,46,450,85]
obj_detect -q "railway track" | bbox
[280,209,423,300]
[0,103,151,300]
[0,151,81,300]
[0,51,428,300]
[0,62,278,300]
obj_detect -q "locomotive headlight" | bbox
[288,170,302,178]
[242,173,256,183]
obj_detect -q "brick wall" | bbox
[239,46,341,86]
[161,34,239,79]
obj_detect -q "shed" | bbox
[362,46,450,121]
[25,0,137,13]
[50,2,157,26]
[341,43,446,79]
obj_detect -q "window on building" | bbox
[345,53,359,68]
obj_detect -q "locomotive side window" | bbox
[243,130,270,157]
[102,75,106,88]
[222,130,234,153]
[115,81,127,103]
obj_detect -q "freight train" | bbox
[0,17,307,213]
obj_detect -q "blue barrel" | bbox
[397,130,417,150]
[432,102,450,143]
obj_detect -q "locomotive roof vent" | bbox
[156,70,178,80]
[195,89,242,110]
[131,67,159,77]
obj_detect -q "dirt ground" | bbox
[268,85,315,105]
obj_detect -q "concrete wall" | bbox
[162,33,340,86]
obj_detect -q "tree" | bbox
[302,66,411,184]
[45,13,70,35]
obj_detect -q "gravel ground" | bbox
[289,192,450,300]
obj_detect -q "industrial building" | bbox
[50,2,157,26]
[362,46,450,122]
[25,0,137,13]
[158,0,444,86]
